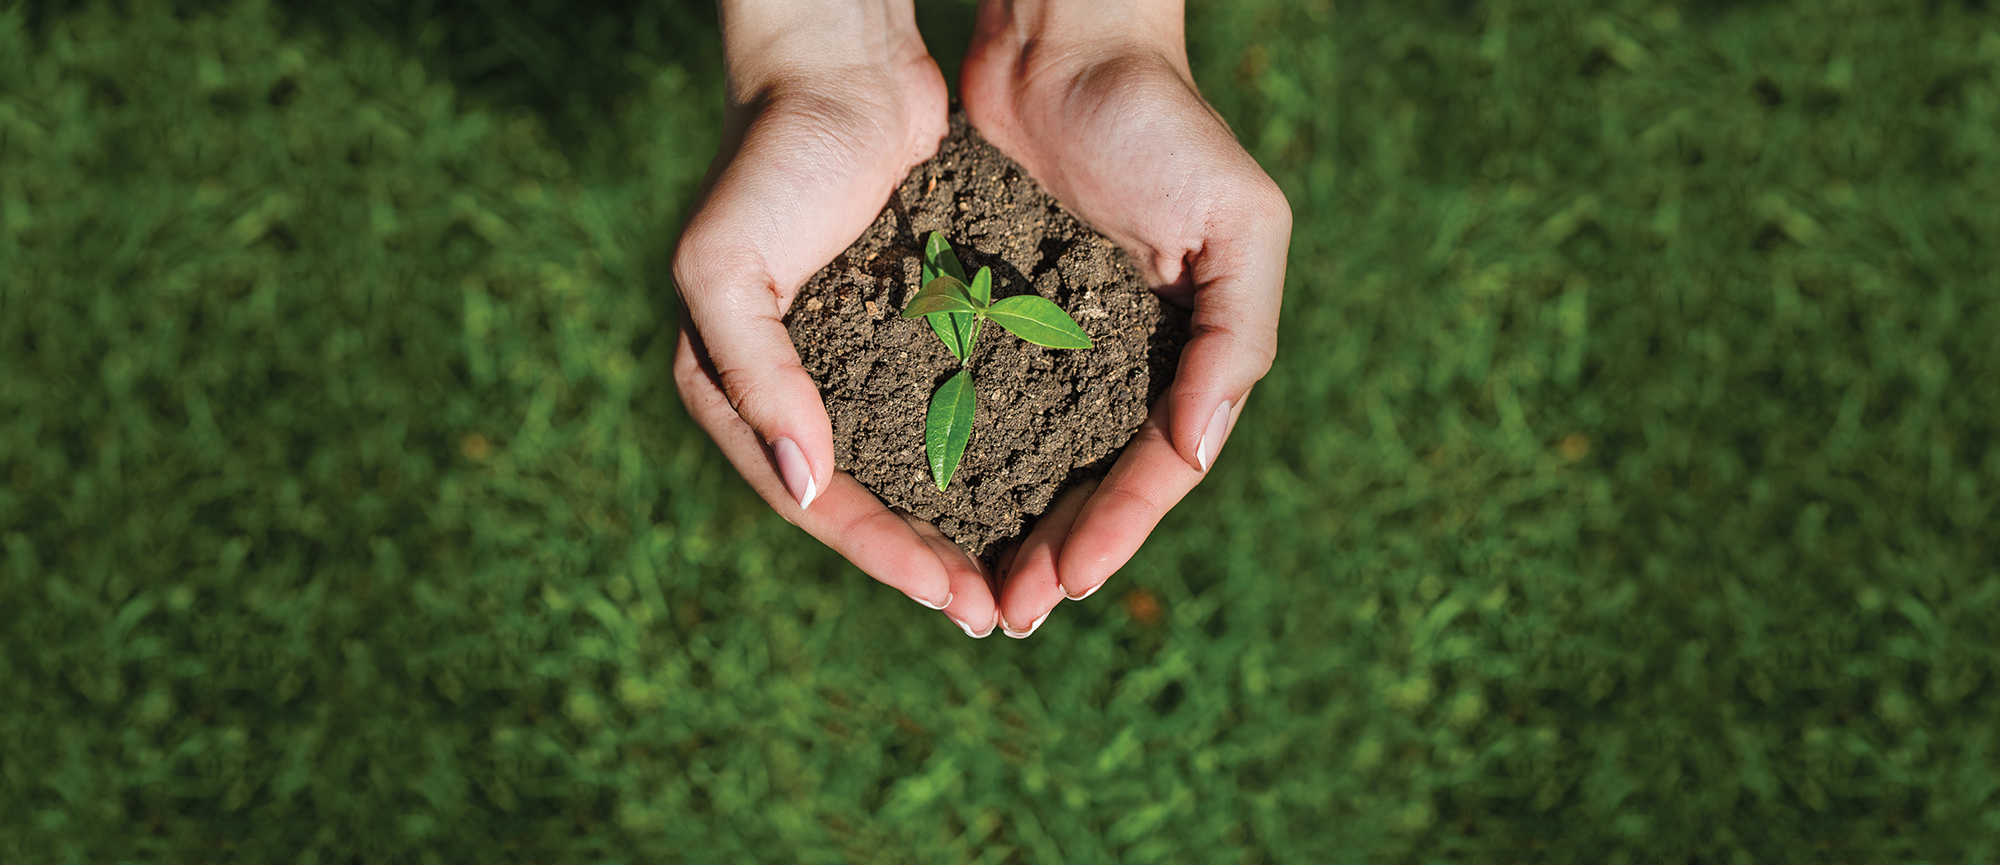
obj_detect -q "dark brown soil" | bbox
[786,113,1188,561]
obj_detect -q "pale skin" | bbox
[673,0,1290,638]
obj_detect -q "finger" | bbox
[674,290,833,513]
[996,479,1097,637]
[671,102,947,513]
[1165,183,1290,475]
[1056,397,1247,601]
[676,329,954,609]
[995,540,1023,590]
[972,58,1291,477]
[899,513,1000,639]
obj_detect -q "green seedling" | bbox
[902,232,1093,491]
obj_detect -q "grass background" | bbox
[1,0,1997,861]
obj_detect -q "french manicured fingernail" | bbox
[772,437,818,510]
[914,591,953,611]
[1196,400,1233,472]
[953,608,998,639]
[1062,580,1104,602]
[1002,610,1051,639]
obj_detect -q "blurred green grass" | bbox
[1,0,1996,862]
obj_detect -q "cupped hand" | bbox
[961,0,1292,637]
[673,0,1003,636]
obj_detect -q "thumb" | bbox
[674,248,834,513]
[1167,190,1290,474]
[668,87,943,514]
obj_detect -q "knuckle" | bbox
[1247,177,1293,232]
[714,364,761,419]
[671,235,736,297]
[1250,324,1280,377]
[672,220,775,302]
[1193,320,1277,380]
[1245,340,1278,381]
[1105,474,1170,518]
[709,354,809,428]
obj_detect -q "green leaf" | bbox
[925,312,969,361]
[964,315,984,359]
[925,231,969,284]
[961,269,993,357]
[906,275,979,359]
[925,369,976,490]
[921,238,941,287]
[969,266,993,306]
[902,275,980,318]
[985,295,1094,349]
[917,236,982,360]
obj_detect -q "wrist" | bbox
[720,0,929,99]
[969,0,1189,80]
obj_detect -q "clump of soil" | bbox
[786,113,1188,560]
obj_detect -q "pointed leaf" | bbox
[902,275,979,317]
[965,315,985,358]
[925,312,968,361]
[921,240,941,288]
[925,369,976,490]
[918,235,979,359]
[921,239,959,359]
[970,266,993,306]
[925,231,969,284]
[986,295,1093,349]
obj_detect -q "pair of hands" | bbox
[673,0,1290,638]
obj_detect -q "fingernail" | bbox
[1002,610,1051,639]
[772,437,818,510]
[914,591,953,611]
[1062,580,1105,602]
[953,608,998,639]
[1196,400,1233,472]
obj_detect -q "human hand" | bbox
[960,0,1292,636]
[674,0,1008,636]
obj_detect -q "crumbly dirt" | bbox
[786,113,1188,561]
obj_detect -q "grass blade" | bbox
[925,369,977,490]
